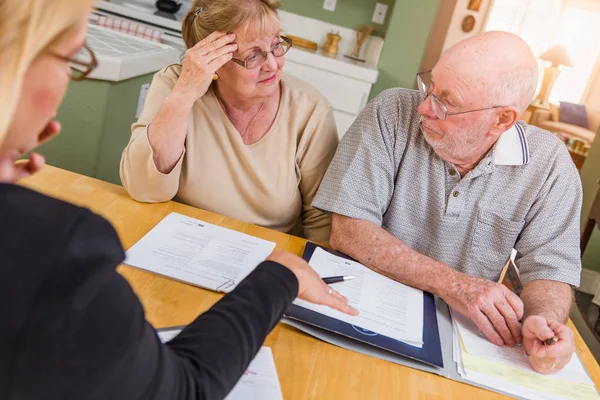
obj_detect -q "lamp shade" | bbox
[539,45,573,67]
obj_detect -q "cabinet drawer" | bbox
[284,62,372,115]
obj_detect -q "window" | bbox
[484,0,600,104]
[485,0,563,55]
[550,4,600,103]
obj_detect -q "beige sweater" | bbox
[120,65,338,244]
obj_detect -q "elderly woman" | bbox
[120,0,337,244]
[0,0,355,398]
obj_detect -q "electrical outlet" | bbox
[372,3,388,24]
[323,0,337,12]
[136,83,150,119]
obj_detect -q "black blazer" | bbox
[0,184,298,400]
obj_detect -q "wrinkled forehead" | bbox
[234,12,281,50]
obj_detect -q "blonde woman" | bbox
[0,1,356,398]
[120,0,337,245]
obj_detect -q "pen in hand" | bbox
[543,336,558,346]
[322,276,354,285]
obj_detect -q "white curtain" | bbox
[485,0,600,104]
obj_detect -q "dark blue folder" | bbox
[284,242,443,368]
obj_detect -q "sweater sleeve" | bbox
[296,105,339,245]
[120,66,186,203]
[11,207,298,400]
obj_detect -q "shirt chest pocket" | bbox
[469,210,525,273]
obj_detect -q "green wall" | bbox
[94,74,154,184]
[36,81,110,178]
[369,0,440,98]
[581,128,600,272]
[36,73,155,185]
[281,0,396,38]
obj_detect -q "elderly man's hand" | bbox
[445,273,524,347]
[522,316,575,374]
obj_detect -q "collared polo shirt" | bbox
[313,88,582,287]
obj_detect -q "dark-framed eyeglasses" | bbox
[416,70,505,121]
[51,44,98,81]
[231,36,292,69]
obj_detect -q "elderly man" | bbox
[313,31,581,374]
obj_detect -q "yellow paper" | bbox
[458,334,599,400]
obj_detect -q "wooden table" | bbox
[20,166,600,399]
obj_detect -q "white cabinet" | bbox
[277,10,380,139]
[284,48,378,139]
[284,61,371,115]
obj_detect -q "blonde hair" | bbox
[0,0,93,144]
[182,0,281,49]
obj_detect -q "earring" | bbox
[213,74,219,80]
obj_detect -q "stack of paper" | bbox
[293,247,424,348]
[157,329,284,400]
[125,212,276,293]
[451,311,599,400]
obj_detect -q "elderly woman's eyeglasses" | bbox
[52,44,98,81]
[231,36,292,69]
[416,70,504,121]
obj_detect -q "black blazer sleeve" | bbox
[156,260,298,399]
[3,186,298,400]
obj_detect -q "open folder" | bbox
[283,242,443,368]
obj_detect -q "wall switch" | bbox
[136,83,150,119]
[323,0,337,12]
[372,3,388,25]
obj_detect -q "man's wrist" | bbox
[431,264,462,299]
[523,312,561,325]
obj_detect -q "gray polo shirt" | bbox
[313,88,582,287]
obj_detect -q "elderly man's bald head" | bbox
[436,31,538,113]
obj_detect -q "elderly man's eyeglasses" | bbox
[416,70,505,121]
[51,44,98,81]
[231,36,292,69]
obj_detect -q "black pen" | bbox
[322,276,355,284]
[543,336,558,346]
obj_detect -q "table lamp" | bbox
[534,45,573,106]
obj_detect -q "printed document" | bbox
[225,347,284,400]
[294,247,424,347]
[125,212,276,292]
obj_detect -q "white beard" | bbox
[419,116,481,158]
